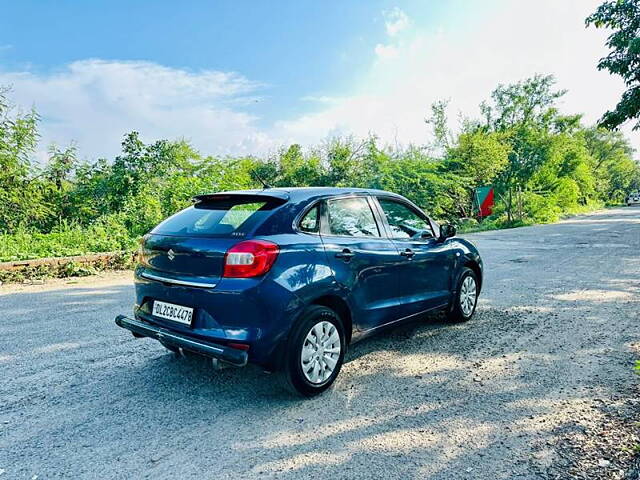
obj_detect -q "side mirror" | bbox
[439,224,456,241]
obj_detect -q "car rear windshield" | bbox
[151,196,285,237]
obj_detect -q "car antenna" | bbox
[251,169,272,190]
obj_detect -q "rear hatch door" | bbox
[140,194,286,286]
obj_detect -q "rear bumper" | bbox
[115,315,248,367]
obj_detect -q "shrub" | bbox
[0,218,137,262]
[523,192,562,223]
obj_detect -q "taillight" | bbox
[223,240,279,278]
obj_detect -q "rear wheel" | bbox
[447,267,478,322]
[280,305,346,397]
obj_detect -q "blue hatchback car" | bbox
[116,187,483,396]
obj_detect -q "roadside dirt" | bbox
[0,207,638,479]
[0,270,132,294]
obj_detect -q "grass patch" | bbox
[0,220,137,262]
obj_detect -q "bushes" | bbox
[0,219,137,262]
[553,178,580,211]
[0,251,135,283]
[523,192,562,223]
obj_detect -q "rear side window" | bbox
[325,197,380,237]
[152,196,283,237]
[299,205,319,233]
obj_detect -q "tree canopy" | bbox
[586,0,640,130]
[1,75,639,261]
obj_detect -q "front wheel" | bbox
[280,305,346,397]
[447,267,479,322]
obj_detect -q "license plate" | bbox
[152,300,193,325]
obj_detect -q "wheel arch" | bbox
[462,258,482,292]
[310,294,353,345]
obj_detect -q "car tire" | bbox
[280,305,346,397]
[447,267,479,322]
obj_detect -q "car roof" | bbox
[206,187,405,201]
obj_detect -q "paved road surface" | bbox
[1,207,638,479]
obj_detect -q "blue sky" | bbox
[1,0,470,129]
[0,0,636,160]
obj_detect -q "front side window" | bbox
[378,198,433,240]
[325,197,380,237]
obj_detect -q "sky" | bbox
[0,0,637,162]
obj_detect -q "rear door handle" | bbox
[400,248,415,259]
[335,249,355,260]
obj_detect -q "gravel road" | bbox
[1,207,638,479]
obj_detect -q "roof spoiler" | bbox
[193,191,290,204]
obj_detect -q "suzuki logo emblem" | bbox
[167,249,175,261]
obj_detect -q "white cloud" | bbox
[277,0,639,155]
[375,8,410,60]
[384,7,410,37]
[0,59,276,161]
[374,43,400,60]
[301,95,340,104]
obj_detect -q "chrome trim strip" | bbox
[140,271,217,289]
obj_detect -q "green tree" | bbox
[42,144,78,226]
[445,131,510,186]
[477,75,592,222]
[45,144,77,190]
[425,99,453,153]
[0,87,44,232]
[480,74,567,131]
[323,137,384,188]
[586,0,640,130]
[583,127,639,201]
[275,144,324,187]
[441,131,509,217]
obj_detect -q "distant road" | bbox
[1,207,638,479]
